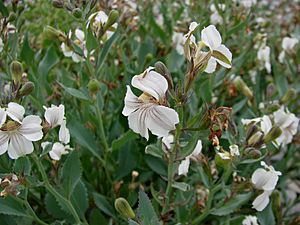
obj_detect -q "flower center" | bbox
[2,121,21,132]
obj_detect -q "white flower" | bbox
[59,120,70,144]
[201,25,232,73]
[229,144,240,156]
[257,45,271,73]
[239,0,257,8]
[162,134,174,150]
[242,215,259,225]
[178,140,202,176]
[44,104,65,128]
[0,102,25,127]
[172,32,185,55]
[42,142,72,161]
[122,67,179,140]
[0,37,3,53]
[0,115,43,159]
[210,4,225,25]
[87,11,118,39]
[273,107,299,145]
[282,37,298,52]
[61,29,87,63]
[260,115,272,135]
[251,161,281,211]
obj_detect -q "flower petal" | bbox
[128,106,150,140]
[75,29,85,42]
[44,104,65,127]
[0,131,9,155]
[122,86,143,116]
[0,108,7,127]
[261,115,272,135]
[131,70,168,100]
[192,140,202,156]
[49,142,68,161]
[59,120,70,144]
[215,44,232,68]
[19,115,43,141]
[178,157,190,176]
[201,25,222,50]
[8,133,33,159]
[204,58,217,73]
[146,105,179,138]
[6,102,25,123]
[252,191,271,211]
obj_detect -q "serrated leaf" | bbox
[93,193,117,219]
[112,130,138,151]
[61,151,82,198]
[0,196,28,217]
[211,193,252,216]
[71,180,88,220]
[57,82,90,101]
[137,190,160,225]
[45,192,72,221]
[38,45,59,76]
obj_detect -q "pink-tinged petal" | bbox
[215,44,232,68]
[146,105,179,138]
[8,133,33,159]
[6,102,25,123]
[0,109,7,127]
[128,106,150,140]
[131,70,168,100]
[178,157,190,176]
[204,58,217,73]
[19,115,43,141]
[59,120,70,144]
[201,25,222,50]
[0,131,9,155]
[122,85,143,116]
[252,191,271,211]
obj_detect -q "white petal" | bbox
[0,109,7,127]
[178,157,190,176]
[252,191,271,211]
[61,43,73,57]
[162,134,174,149]
[201,25,222,50]
[192,140,202,156]
[128,106,149,140]
[8,133,33,159]
[59,120,70,144]
[229,144,240,156]
[0,131,9,155]
[75,29,85,42]
[19,115,43,141]
[204,58,217,73]
[261,115,272,135]
[189,21,198,32]
[131,70,168,100]
[215,44,232,68]
[6,102,25,123]
[49,142,68,161]
[251,168,279,191]
[122,86,143,116]
[71,53,83,63]
[146,105,179,138]
[41,141,51,150]
[44,104,65,127]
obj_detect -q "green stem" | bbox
[95,104,109,153]
[32,154,83,225]
[24,201,49,225]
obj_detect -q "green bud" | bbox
[17,82,35,98]
[215,152,231,169]
[104,10,119,31]
[87,79,100,94]
[114,198,135,219]
[233,76,253,99]
[72,8,82,18]
[10,61,23,84]
[155,61,173,89]
[247,131,264,148]
[44,26,67,42]
[52,0,64,8]
[245,124,259,141]
[7,12,17,22]
[244,147,262,159]
[281,88,296,104]
[263,126,282,143]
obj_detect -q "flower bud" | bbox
[215,152,231,169]
[247,131,264,148]
[155,61,173,89]
[72,8,82,18]
[87,79,100,94]
[7,12,17,22]
[10,61,23,84]
[281,88,296,104]
[52,0,64,8]
[114,198,135,219]
[233,76,253,99]
[245,124,259,141]
[263,126,282,143]
[44,26,67,42]
[17,82,35,98]
[104,10,119,31]
[244,147,262,159]
[272,190,282,223]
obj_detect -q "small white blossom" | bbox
[239,0,257,8]
[59,120,70,144]
[122,67,179,140]
[210,4,225,25]
[42,142,72,161]
[229,144,240,156]
[0,102,25,127]
[282,37,299,52]
[242,215,259,225]
[257,45,271,73]
[44,104,65,128]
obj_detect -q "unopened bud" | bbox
[10,61,23,84]
[233,76,253,99]
[44,26,67,42]
[104,10,119,31]
[17,82,35,98]
[155,61,173,89]
[131,171,139,178]
[87,79,100,94]
[281,88,296,104]
[263,126,282,143]
[245,124,259,141]
[144,53,153,65]
[247,131,264,148]
[114,198,135,219]
[215,152,231,169]
[7,12,17,22]
[52,0,64,8]
[244,147,262,159]
[72,8,82,18]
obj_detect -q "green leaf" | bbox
[86,28,98,52]
[71,180,88,220]
[0,0,9,17]
[112,130,138,151]
[61,151,82,198]
[58,82,90,101]
[137,190,160,225]
[13,157,31,175]
[172,182,190,192]
[93,193,117,219]
[20,35,35,65]
[257,201,275,225]
[96,26,120,76]
[38,46,59,76]
[211,193,252,216]
[0,196,27,217]
[144,155,167,177]
[128,219,139,225]
[180,133,201,158]
[145,144,163,158]
[115,146,138,180]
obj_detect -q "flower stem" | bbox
[24,201,49,225]
[31,154,83,224]
[95,104,109,153]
